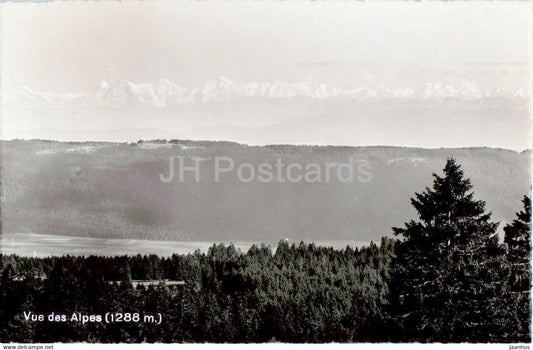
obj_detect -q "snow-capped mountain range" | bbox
[17,77,529,108]
[19,86,91,104]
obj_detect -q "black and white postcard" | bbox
[0,0,531,345]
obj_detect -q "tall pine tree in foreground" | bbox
[390,158,507,342]
[503,195,531,342]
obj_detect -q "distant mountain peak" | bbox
[19,85,90,104]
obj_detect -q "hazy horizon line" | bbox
[2,137,530,153]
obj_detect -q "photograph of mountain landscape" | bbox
[0,0,531,344]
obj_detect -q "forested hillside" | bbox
[0,159,530,343]
[1,140,529,241]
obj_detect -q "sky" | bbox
[1,1,531,150]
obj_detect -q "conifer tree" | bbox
[503,195,531,342]
[391,158,506,342]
